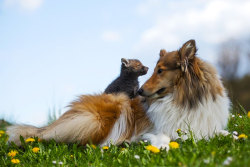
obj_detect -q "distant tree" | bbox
[247,39,250,73]
[217,39,241,80]
[217,38,250,111]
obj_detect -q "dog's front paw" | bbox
[142,133,170,151]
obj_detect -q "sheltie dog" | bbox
[7,39,230,148]
[138,39,230,144]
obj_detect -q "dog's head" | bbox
[138,39,198,99]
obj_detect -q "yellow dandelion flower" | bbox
[91,144,96,149]
[248,111,250,118]
[70,155,74,158]
[32,147,40,153]
[169,142,179,149]
[8,150,18,157]
[0,130,5,134]
[238,134,248,139]
[211,151,216,156]
[145,145,160,153]
[25,138,35,143]
[11,158,20,164]
[102,146,109,150]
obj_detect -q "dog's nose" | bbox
[138,88,144,95]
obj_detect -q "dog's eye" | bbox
[157,69,163,74]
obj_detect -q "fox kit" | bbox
[105,58,148,98]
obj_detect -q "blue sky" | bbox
[1,0,250,126]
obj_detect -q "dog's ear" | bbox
[121,58,129,67]
[159,49,167,57]
[178,39,197,72]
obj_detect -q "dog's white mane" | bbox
[143,91,230,148]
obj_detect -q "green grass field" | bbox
[0,111,249,167]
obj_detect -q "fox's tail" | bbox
[7,111,101,146]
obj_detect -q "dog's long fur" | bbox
[7,93,151,146]
[139,40,230,142]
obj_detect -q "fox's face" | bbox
[138,40,198,99]
[121,58,149,76]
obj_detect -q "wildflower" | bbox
[169,142,179,149]
[239,115,242,118]
[234,124,238,127]
[102,146,109,150]
[182,135,188,141]
[145,145,160,153]
[32,147,40,153]
[144,139,148,142]
[203,159,210,164]
[223,157,232,165]
[91,144,96,149]
[134,155,140,159]
[38,138,42,142]
[238,134,248,139]
[8,150,18,157]
[248,111,250,118]
[70,155,74,158]
[25,137,35,143]
[11,158,20,164]
[121,148,126,151]
[52,160,63,164]
[232,131,238,136]
[231,114,235,118]
[0,130,4,137]
[219,130,230,136]
[0,130,5,134]
[211,151,216,156]
[233,135,238,140]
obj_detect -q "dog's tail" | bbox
[6,93,133,146]
[7,125,41,145]
[7,110,101,146]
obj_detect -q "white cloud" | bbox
[136,0,162,16]
[101,31,121,42]
[135,0,250,54]
[4,0,43,11]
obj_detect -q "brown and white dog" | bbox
[7,39,230,148]
[139,39,230,145]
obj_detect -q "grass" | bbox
[0,111,249,166]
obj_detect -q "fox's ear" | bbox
[121,58,129,67]
[178,39,197,72]
[160,49,167,57]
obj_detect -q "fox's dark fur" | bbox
[105,58,148,98]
